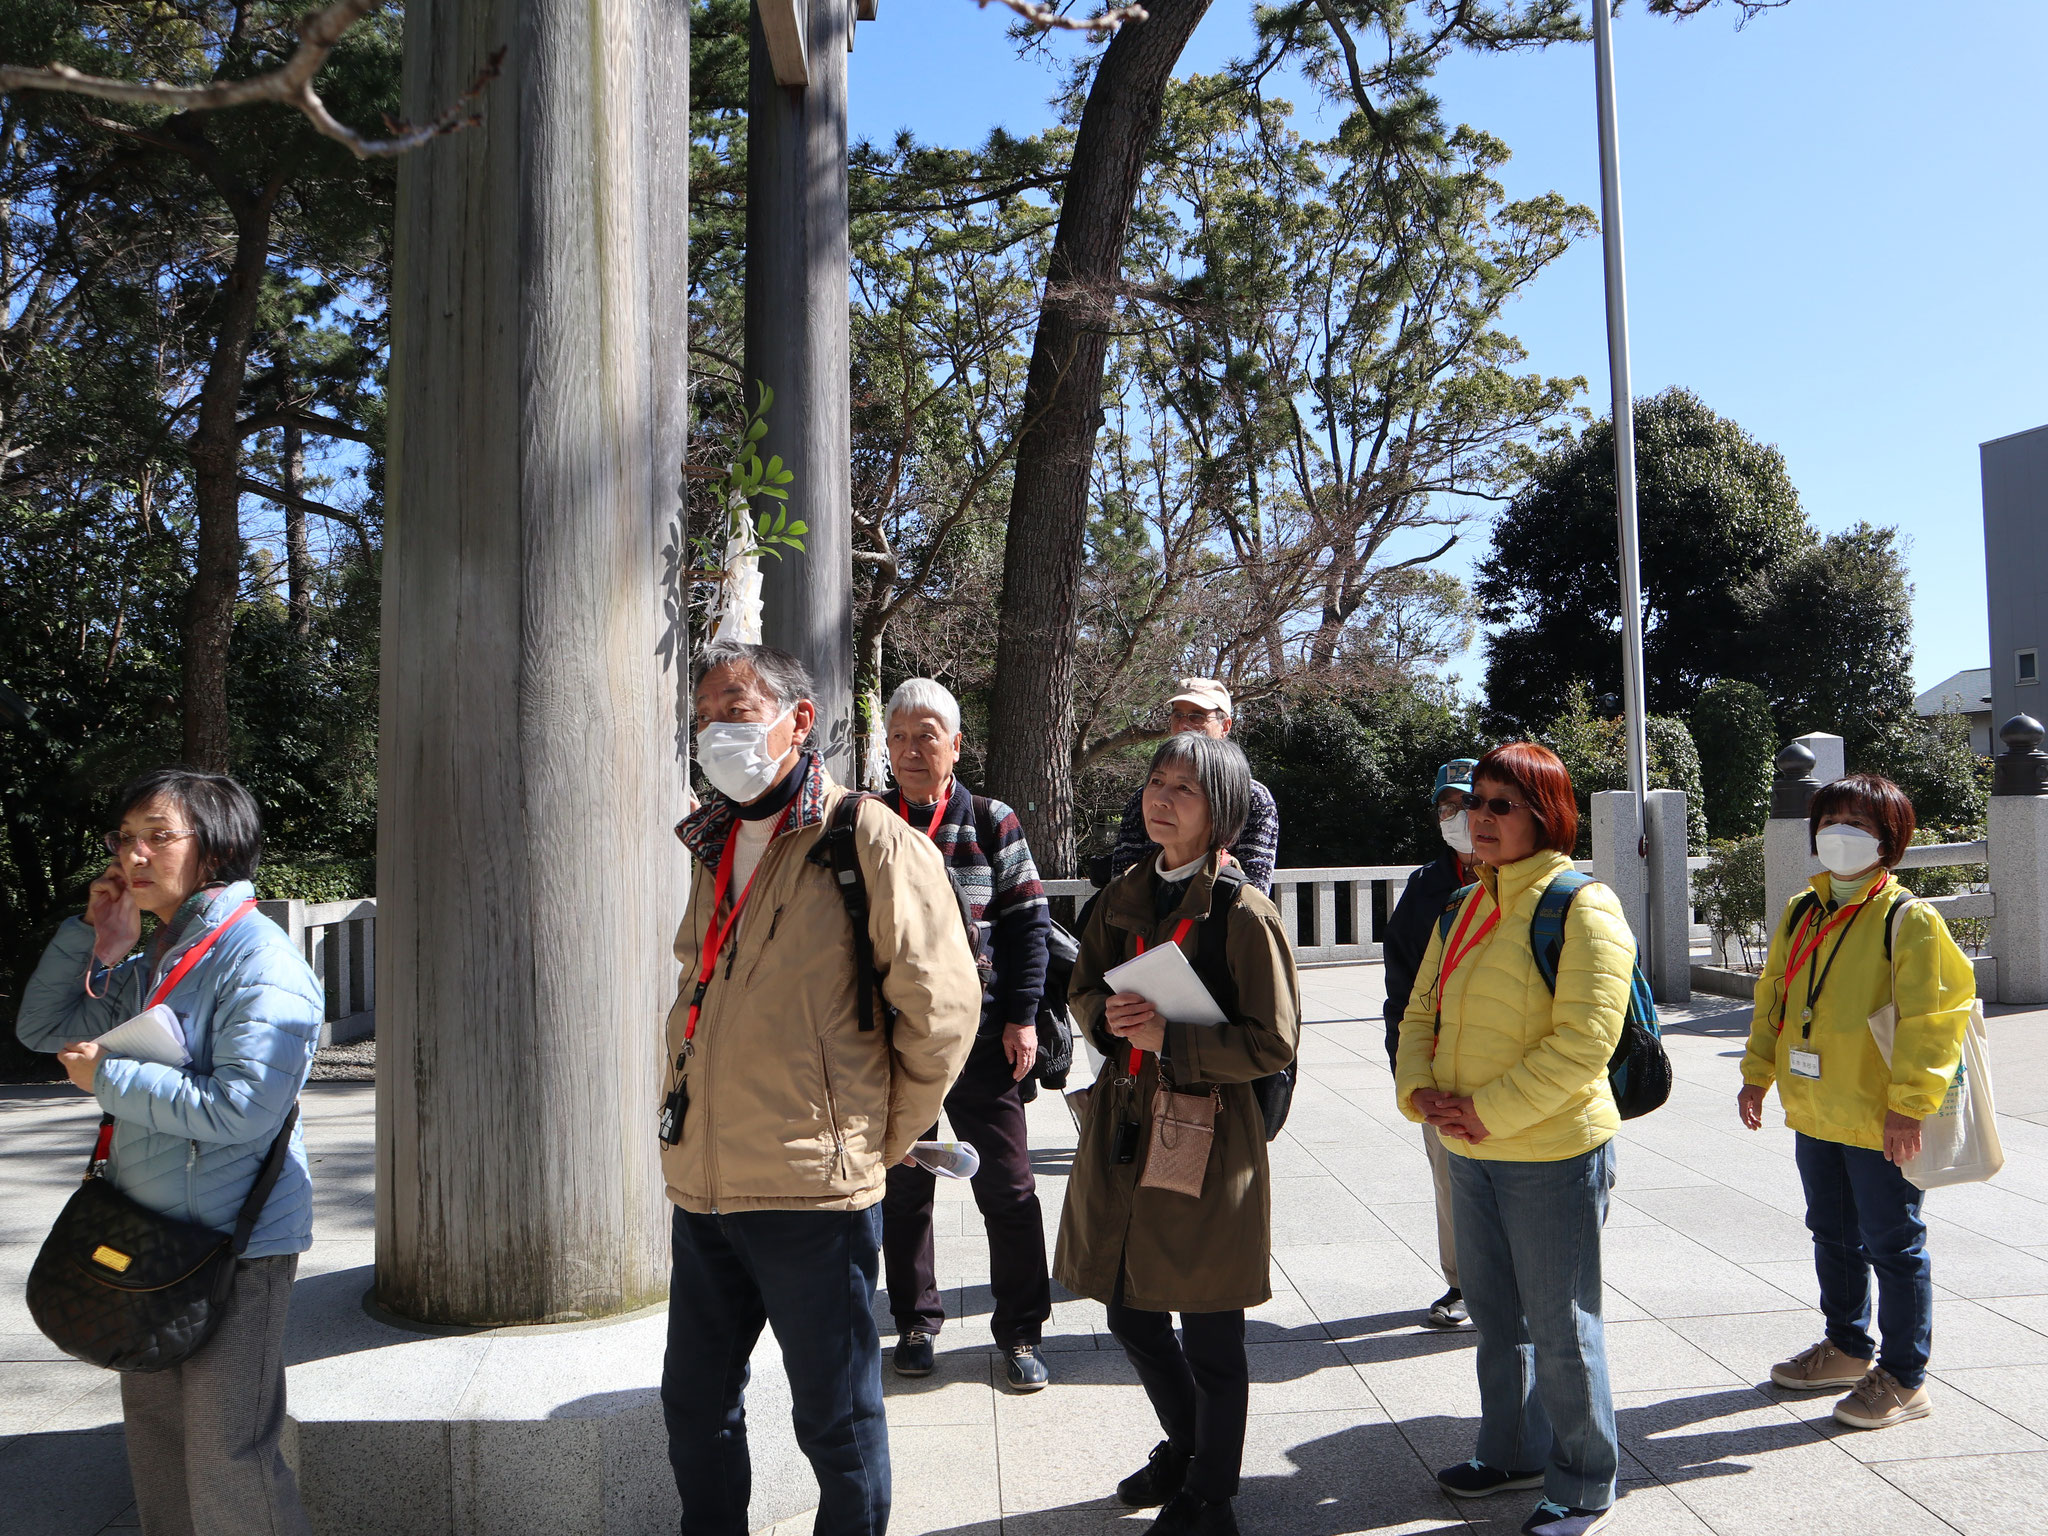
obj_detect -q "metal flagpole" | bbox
[1591,1,1664,991]
[1592,2,1651,819]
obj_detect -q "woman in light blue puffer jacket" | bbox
[19,768,324,1536]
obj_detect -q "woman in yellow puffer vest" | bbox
[1395,742,1635,1536]
[1738,772,1975,1433]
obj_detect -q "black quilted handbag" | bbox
[27,1105,298,1373]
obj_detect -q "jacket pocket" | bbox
[744,906,788,988]
[817,1039,849,1182]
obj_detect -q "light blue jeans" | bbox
[1448,1139,1618,1512]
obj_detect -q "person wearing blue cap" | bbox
[1382,758,1481,1328]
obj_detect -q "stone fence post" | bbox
[1764,733,1844,929]
[1591,789,1691,1004]
[1989,715,2048,1005]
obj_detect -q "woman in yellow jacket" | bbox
[1737,772,1975,1430]
[1395,743,1635,1536]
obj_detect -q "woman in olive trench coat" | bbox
[1055,733,1300,1536]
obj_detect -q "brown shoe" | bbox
[1770,1340,1872,1391]
[1834,1367,1932,1429]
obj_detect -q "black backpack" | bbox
[1185,866,1297,1142]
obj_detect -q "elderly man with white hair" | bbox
[877,677,1057,1392]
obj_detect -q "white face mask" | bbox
[1439,810,1473,857]
[696,708,796,804]
[1814,825,1883,881]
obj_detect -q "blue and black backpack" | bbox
[1435,869,1672,1120]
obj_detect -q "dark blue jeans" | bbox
[662,1206,889,1536]
[1449,1141,1618,1513]
[1794,1133,1933,1388]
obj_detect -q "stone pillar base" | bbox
[283,1267,814,1536]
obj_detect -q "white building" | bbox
[1914,667,1994,755]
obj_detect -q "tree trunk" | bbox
[983,0,1211,875]
[282,411,312,638]
[180,191,274,771]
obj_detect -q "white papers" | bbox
[909,1140,980,1180]
[94,1004,189,1068]
[1102,944,1228,1026]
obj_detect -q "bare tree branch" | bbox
[239,474,371,539]
[236,404,374,444]
[977,0,1150,35]
[0,2,506,161]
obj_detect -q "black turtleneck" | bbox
[733,753,810,821]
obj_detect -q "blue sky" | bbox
[848,0,2048,697]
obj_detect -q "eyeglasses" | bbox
[1470,796,1527,818]
[104,828,195,855]
[1436,796,1469,819]
[1168,708,1219,726]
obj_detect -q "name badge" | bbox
[1789,1049,1821,1081]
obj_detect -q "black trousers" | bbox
[881,1034,1051,1349]
[1106,1273,1249,1503]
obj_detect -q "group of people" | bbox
[17,644,1981,1536]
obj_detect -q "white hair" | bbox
[884,678,961,736]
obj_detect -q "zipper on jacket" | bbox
[745,905,787,988]
[818,1040,848,1181]
[185,1140,199,1221]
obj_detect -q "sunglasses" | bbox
[1470,796,1528,818]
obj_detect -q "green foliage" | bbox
[1478,387,1811,732]
[1690,679,1777,838]
[1694,835,1769,970]
[1537,683,1708,855]
[1234,687,1493,869]
[257,857,376,904]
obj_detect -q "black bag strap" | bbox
[1192,864,1246,1022]
[807,794,897,1033]
[231,1104,301,1256]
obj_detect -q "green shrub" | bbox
[1695,835,1767,970]
[256,857,374,904]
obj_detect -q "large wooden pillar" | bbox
[747,0,853,777]
[376,0,690,1324]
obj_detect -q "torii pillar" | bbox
[375,0,692,1324]
[748,0,864,778]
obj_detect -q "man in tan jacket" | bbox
[661,643,980,1536]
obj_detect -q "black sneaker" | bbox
[1004,1344,1049,1392]
[1522,1500,1614,1536]
[1437,1459,1546,1498]
[1145,1490,1238,1536]
[1117,1440,1191,1507]
[893,1330,935,1377]
[1424,1288,1471,1328]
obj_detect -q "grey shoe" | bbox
[1424,1288,1470,1329]
[893,1330,935,1377]
[1005,1344,1049,1392]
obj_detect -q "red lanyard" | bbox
[148,898,259,1009]
[1438,891,1499,993]
[1125,919,1195,1077]
[90,897,259,1167]
[684,809,791,1046]
[896,790,947,841]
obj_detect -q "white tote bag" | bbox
[1867,899,2004,1190]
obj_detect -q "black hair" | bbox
[111,768,264,885]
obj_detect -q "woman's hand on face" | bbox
[85,863,140,965]
[1104,992,1165,1055]
[1737,1082,1768,1131]
[57,1039,102,1094]
[1884,1110,1923,1166]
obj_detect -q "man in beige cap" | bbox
[1107,678,1279,892]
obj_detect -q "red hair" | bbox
[1474,741,1579,855]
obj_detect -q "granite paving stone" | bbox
[8,965,2047,1536]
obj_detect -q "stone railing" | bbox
[1051,858,1714,969]
[258,898,376,1045]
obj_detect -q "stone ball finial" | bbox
[1995,714,2048,797]
[1774,741,1818,779]
[1771,739,1821,817]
